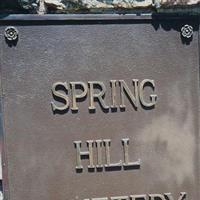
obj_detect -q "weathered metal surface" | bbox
[0,15,199,200]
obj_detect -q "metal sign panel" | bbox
[0,15,199,200]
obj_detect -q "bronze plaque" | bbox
[0,15,199,200]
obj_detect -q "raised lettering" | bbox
[73,140,95,170]
[149,194,165,200]
[139,79,157,108]
[51,82,69,111]
[122,138,141,167]
[70,81,88,111]
[130,194,147,200]
[111,196,129,200]
[96,140,103,168]
[110,80,118,109]
[103,139,122,168]
[119,79,139,109]
[88,81,109,110]
[164,192,187,200]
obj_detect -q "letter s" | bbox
[51,82,69,111]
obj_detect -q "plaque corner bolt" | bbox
[181,24,193,39]
[4,26,19,41]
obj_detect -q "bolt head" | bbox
[181,24,193,39]
[4,26,19,41]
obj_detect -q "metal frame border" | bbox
[0,13,199,22]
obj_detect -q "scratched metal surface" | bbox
[0,15,199,200]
